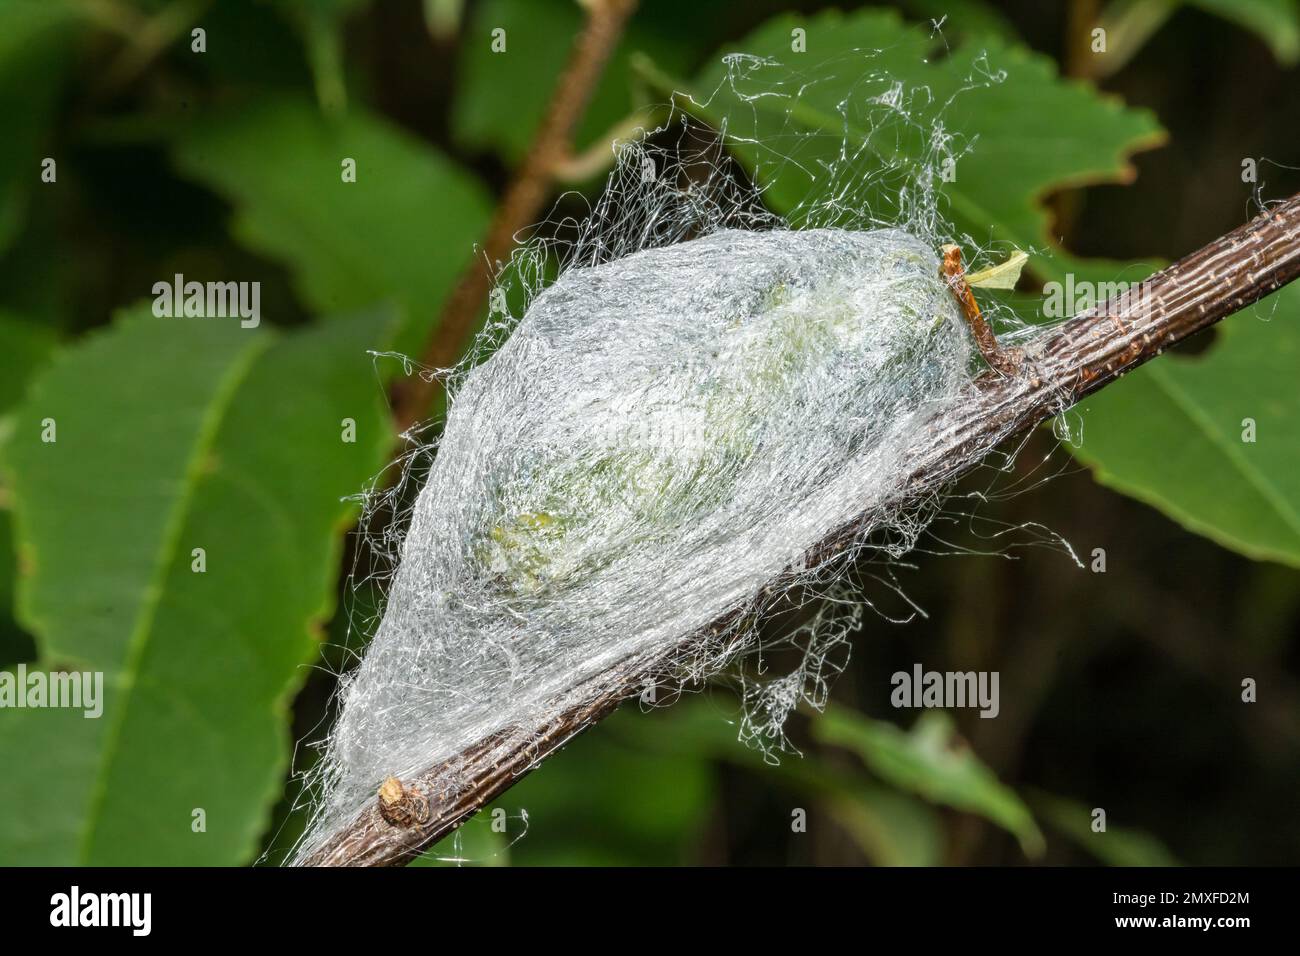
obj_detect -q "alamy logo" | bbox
[0,663,102,718]
[1042,274,1152,319]
[152,273,260,328]
[50,886,151,936]
[891,664,1000,718]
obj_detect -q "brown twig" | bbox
[941,244,1025,375]
[302,194,1300,866]
[391,0,639,432]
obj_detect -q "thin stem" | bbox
[1089,0,1178,79]
[300,8,349,115]
[551,106,670,183]
[301,194,1300,867]
[941,244,1024,375]
[99,0,214,92]
[391,0,639,432]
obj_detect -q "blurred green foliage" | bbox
[0,0,1298,866]
[816,707,1044,857]
[1187,0,1300,63]
[173,96,492,355]
[453,0,703,164]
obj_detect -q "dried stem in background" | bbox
[391,0,639,432]
[302,194,1300,866]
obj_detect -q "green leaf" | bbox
[0,310,55,668]
[0,307,394,864]
[0,318,57,675]
[1188,0,1300,64]
[273,0,372,113]
[1031,791,1180,866]
[668,8,1164,284]
[609,700,943,865]
[172,97,492,355]
[815,707,1045,857]
[452,0,698,166]
[820,784,944,867]
[1071,284,1300,567]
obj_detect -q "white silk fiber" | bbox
[290,44,1041,863]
